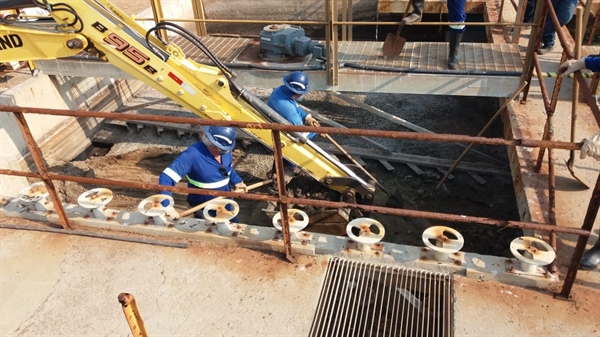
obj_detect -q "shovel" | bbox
[381,2,412,59]
[566,7,589,189]
[382,24,407,59]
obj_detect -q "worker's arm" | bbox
[159,150,194,197]
[580,132,600,161]
[269,98,305,126]
[558,55,600,76]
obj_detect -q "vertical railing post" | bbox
[191,0,208,37]
[271,130,296,263]
[341,0,347,41]
[520,0,547,102]
[118,293,148,337]
[150,0,168,41]
[331,0,339,86]
[13,112,71,229]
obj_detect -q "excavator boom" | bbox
[0,0,375,202]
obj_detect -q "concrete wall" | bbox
[0,76,142,197]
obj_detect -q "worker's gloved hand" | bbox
[234,182,248,193]
[305,114,321,128]
[558,57,587,77]
[580,131,600,161]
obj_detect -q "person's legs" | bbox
[581,239,600,270]
[523,0,536,23]
[540,0,577,53]
[447,0,467,69]
[401,0,425,25]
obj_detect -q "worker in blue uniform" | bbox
[267,71,320,183]
[445,0,467,70]
[523,0,577,55]
[401,0,466,69]
[557,55,600,270]
[159,126,247,221]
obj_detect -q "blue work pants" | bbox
[523,0,577,47]
[448,0,467,33]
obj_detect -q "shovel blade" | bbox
[382,33,407,59]
[566,158,590,189]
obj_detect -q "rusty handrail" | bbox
[0,105,583,150]
[0,104,596,298]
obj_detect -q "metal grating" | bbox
[170,36,251,63]
[310,258,453,337]
[337,41,523,73]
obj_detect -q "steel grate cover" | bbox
[310,258,453,337]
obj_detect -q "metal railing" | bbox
[0,104,597,298]
[140,0,534,86]
[518,0,600,298]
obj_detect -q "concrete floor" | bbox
[2,1,600,336]
[1,225,599,336]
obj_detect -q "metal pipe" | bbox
[12,112,71,230]
[133,17,534,27]
[521,0,547,102]
[436,81,528,189]
[586,8,600,45]
[0,169,590,236]
[117,293,149,337]
[271,130,295,263]
[0,106,583,150]
[560,173,600,298]
[534,52,554,172]
[531,52,559,272]
[535,52,568,171]
[544,0,600,126]
[342,62,522,77]
[547,96,558,273]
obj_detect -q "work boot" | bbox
[580,240,600,270]
[401,0,425,24]
[446,31,464,70]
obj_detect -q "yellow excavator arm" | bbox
[0,0,375,202]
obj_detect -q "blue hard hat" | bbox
[204,126,236,153]
[283,71,309,95]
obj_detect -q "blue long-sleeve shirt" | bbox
[585,55,600,72]
[159,142,242,206]
[267,86,316,139]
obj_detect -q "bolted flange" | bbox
[346,217,385,252]
[138,194,174,226]
[17,182,51,212]
[422,226,464,262]
[77,188,113,219]
[510,236,556,273]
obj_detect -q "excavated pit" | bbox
[48,85,523,258]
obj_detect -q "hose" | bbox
[342,62,523,77]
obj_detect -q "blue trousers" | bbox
[524,0,577,47]
[448,0,467,33]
